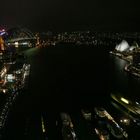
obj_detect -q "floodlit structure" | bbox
[115,40,139,53]
[5,27,36,48]
[115,40,130,52]
[0,36,5,51]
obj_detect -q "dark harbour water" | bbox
[27,46,112,109]
[3,45,140,140]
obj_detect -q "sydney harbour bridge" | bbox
[1,27,36,48]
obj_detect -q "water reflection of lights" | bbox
[117,59,127,69]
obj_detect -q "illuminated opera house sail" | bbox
[115,40,139,52]
[115,40,130,52]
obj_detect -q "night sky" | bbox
[1,0,140,32]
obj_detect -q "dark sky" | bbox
[1,0,140,32]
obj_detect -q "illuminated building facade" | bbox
[0,36,5,51]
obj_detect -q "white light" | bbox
[121,97,129,104]
[0,32,6,36]
[7,74,15,80]
[95,128,99,135]
[16,70,21,74]
[2,89,6,93]
[15,42,18,45]
[124,119,128,123]
[71,131,76,138]
[115,40,129,52]
[120,118,130,125]
[15,42,19,48]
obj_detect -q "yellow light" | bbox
[121,97,129,104]
[42,127,45,133]
[120,118,130,125]
[15,42,19,45]
[15,42,19,48]
[124,119,128,123]
[41,116,46,133]
[2,89,6,93]
[100,135,105,140]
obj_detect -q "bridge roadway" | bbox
[7,37,36,43]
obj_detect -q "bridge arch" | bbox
[5,27,36,48]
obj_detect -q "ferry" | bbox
[111,93,140,126]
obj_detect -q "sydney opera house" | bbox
[115,40,139,53]
[110,40,140,63]
[111,40,140,78]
